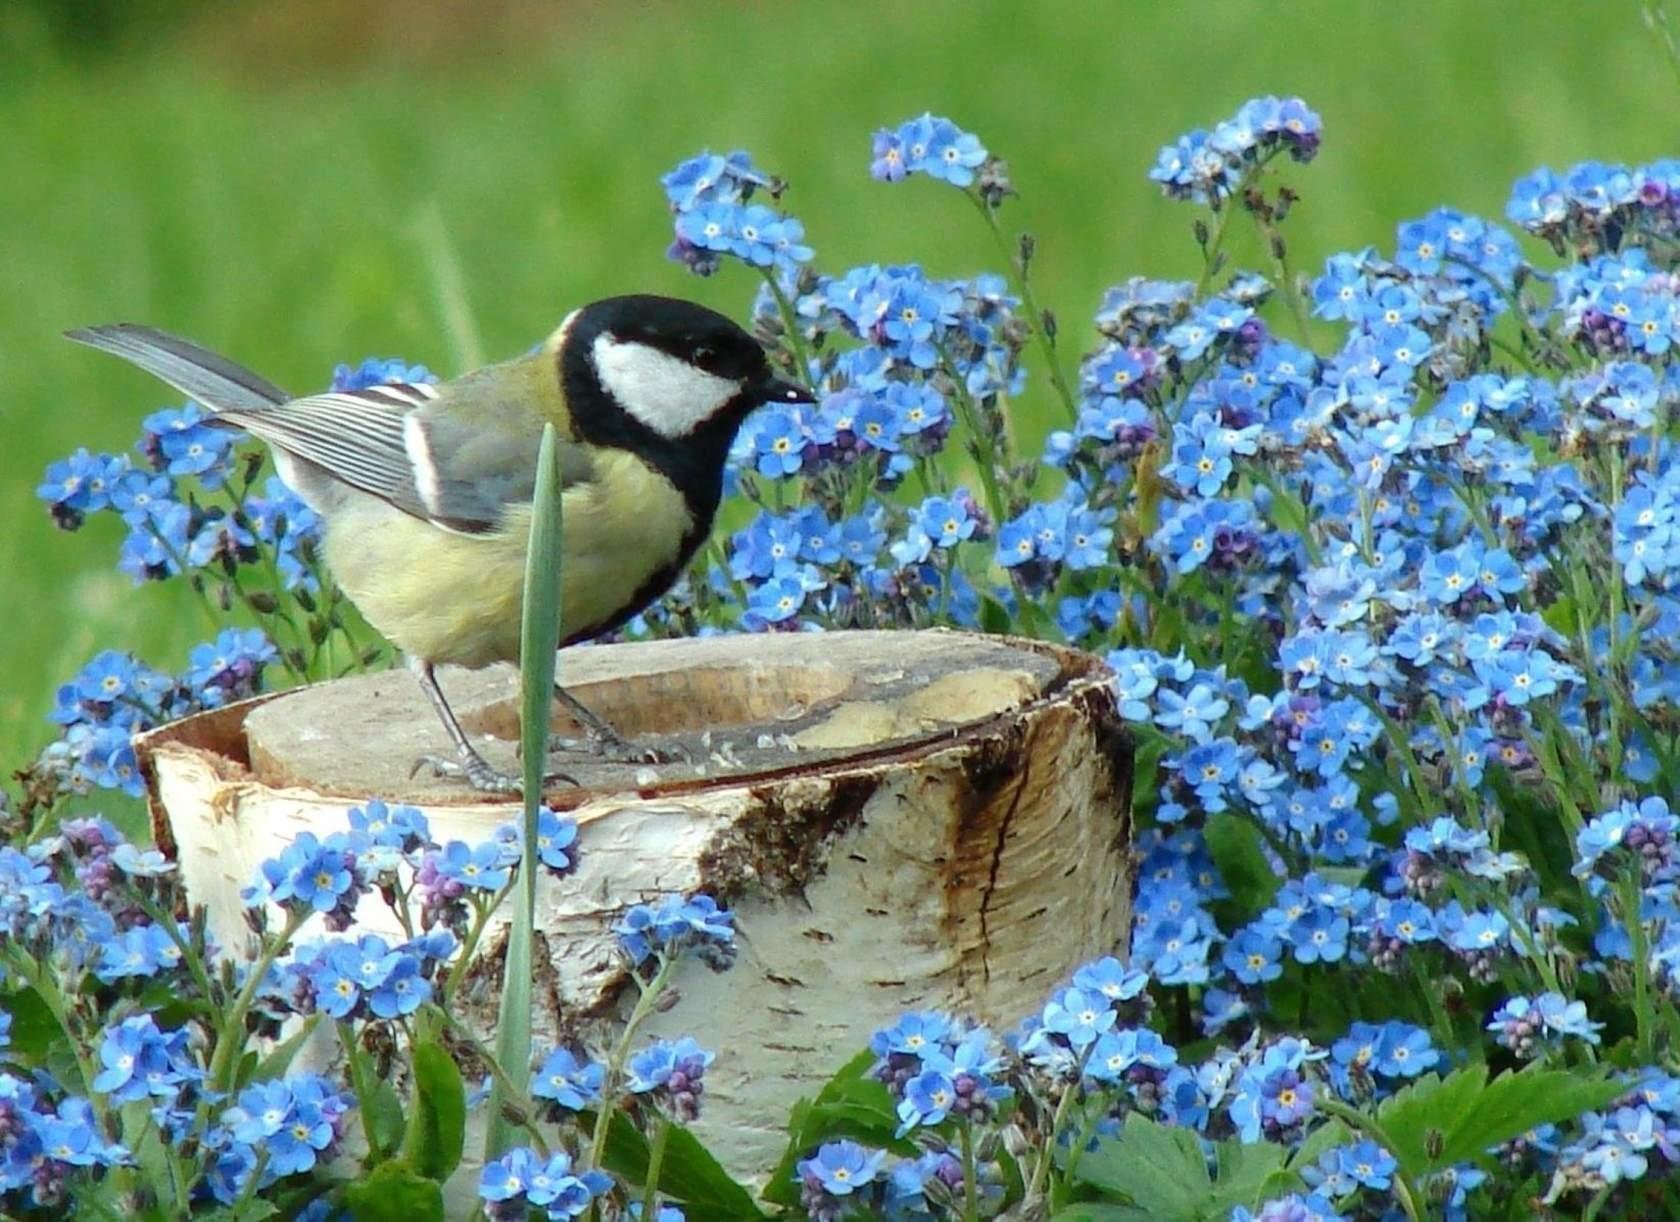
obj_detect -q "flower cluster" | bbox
[1149,95,1323,206]
[33,87,1680,1218]
[478,1147,613,1221]
[662,149,812,277]
[46,629,276,795]
[869,1011,1012,1137]
[615,891,736,971]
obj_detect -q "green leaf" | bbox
[1375,1064,1488,1176]
[1435,1064,1625,1169]
[1,987,59,1063]
[234,1049,260,1091]
[1070,1114,1210,1216]
[1201,1136,1293,1216]
[191,1204,281,1222]
[1374,1064,1625,1181]
[996,1145,1027,1213]
[1204,812,1279,918]
[402,1038,467,1182]
[979,594,1015,636]
[488,421,565,1156]
[600,1111,765,1220]
[762,1049,908,1207]
[1052,1206,1154,1221]
[363,1077,407,1162]
[343,1161,446,1221]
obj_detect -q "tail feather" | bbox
[65,323,290,413]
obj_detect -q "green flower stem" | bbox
[16,957,110,1131]
[227,1148,271,1218]
[1621,866,1657,1065]
[1408,956,1462,1061]
[1026,1086,1075,1200]
[588,954,677,1173]
[641,1114,673,1218]
[958,1116,981,1222]
[1252,212,1313,344]
[1028,1050,1094,1202]
[133,890,218,1016]
[208,907,310,1094]
[143,519,224,633]
[1354,695,1431,825]
[760,268,815,383]
[1193,195,1244,299]
[441,878,518,1004]
[338,1020,388,1162]
[1485,888,1568,1003]
[967,192,1078,425]
[1056,1096,1108,1207]
[937,344,1009,528]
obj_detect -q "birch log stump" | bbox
[136,629,1134,1182]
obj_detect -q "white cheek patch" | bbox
[592,335,740,437]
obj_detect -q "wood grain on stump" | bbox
[136,629,1134,1180]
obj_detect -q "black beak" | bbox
[762,376,815,406]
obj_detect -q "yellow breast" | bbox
[323,450,697,669]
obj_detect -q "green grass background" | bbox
[1,0,1673,764]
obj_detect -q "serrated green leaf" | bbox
[1204,813,1279,918]
[343,1161,445,1221]
[1070,1114,1209,1215]
[1374,1064,1488,1176]
[601,1111,765,1220]
[1436,1065,1625,1169]
[402,1038,466,1182]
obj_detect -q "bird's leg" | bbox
[547,681,686,765]
[409,657,576,791]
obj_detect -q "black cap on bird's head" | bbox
[562,294,811,445]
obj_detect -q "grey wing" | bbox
[403,383,595,530]
[215,381,595,535]
[67,323,593,535]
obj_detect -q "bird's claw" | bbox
[411,753,578,792]
[546,728,688,766]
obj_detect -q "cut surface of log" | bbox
[137,629,1133,1180]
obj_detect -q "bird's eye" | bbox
[692,345,715,365]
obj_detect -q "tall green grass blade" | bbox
[486,421,563,1157]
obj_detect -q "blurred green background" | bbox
[1,0,1673,763]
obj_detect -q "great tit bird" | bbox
[68,296,811,792]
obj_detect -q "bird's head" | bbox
[561,294,810,448]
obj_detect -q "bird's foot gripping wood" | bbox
[407,656,578,792]
[411,750,578,794]
[549,683,691,765]
[544,724,691,765]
